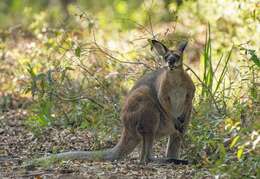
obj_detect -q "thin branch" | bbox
[53,92,104,108]
[92,40,154,70]
[116,17,152,36]
[184,63,222,113]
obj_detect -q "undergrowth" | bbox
[185,26,259,178]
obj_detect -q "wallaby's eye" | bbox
[172,54,180,59]
[164,53,170,61]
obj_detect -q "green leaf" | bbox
[230,136,240,149]
[75,46,81,57]
[219,143,226,162]
[249,50,260,67]
[237,146,244,160]
[116,1,127,14]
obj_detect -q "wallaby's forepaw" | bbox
[177,113,185,123]
[175,113,186,133]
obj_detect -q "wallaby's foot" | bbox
[163,157,189,165]
[140,145,153,165]
[139,157,189,165]
[152,157,189,165]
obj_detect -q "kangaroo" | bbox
[29,40,195,166]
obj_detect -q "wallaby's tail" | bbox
[27,128,140,167]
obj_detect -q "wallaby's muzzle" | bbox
[168,61,175,70]
[166,53,181,70]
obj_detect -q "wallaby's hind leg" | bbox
[137,109,159,164]
[140,134,154,163]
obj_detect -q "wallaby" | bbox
[29,39,195,166]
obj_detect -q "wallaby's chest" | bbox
[168,86,187,118]
[159,70,190,119]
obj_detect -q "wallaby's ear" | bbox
[150,39,168,57]
[177,40,188,53]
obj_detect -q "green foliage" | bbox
[241,47,260,67]
[200,24,233,111]
[186,27,259,178]
[201,24,214,99]
[25,63,119,132]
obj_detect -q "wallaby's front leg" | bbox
[138,111,159,164]
[166,134,183,158]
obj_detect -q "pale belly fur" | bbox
[156,87,187,137]
[170,87,187,119]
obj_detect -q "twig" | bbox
[76,59,113,97]
[184,63,222,113]
[53,92,104,108]
[92,38,154,70]
[0,157,20,162]
[116,17,152,36]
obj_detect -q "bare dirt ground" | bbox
[0,97,212,179]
